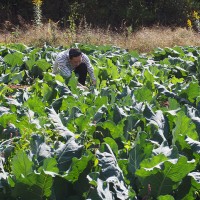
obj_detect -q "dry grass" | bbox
[0,22,200,53]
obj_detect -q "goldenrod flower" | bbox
[187,19,192,29]
[32,0,43,6]
[32,0,43,26]
[193,11,199,20]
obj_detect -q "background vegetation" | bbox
[1,0,200,29]
[0,0,200,53]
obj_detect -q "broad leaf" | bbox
[95,144,129,199]
[55,138,83,172]
[185,137,200,155]
[64,153,93,183]
[4,52,24,67]
[134,86,152,103]
[11,150,33,179]
[136,156,196,197]
[47,107,74,139]
[128,132,153,175]
[38,158,59,173]
[172,111,198,149]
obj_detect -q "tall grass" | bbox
[0,21,200,53]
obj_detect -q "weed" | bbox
[32,0,43,26]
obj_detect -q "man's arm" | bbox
[82,54,96,85]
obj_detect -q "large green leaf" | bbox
[0,113,17,129]
[103,137,118,155]
[35,59,51,71]
[113,104,128,124]
[186,105,200,135]
[136,156,196,197]
[68,72,78,93]
[185,136,200,156]
[11,71,25,84]
[87,178,114,200]
[146,109,170,143]
[27,59,51,78]
[172,111,199,149]
[0,73,10,83]
[25,96,47,116]
[128,132,153,175]
[123,115,140,140]
[4,52,24,67]
[11,150,33,179]
[180,82,200,103]
[153,143,178,159]
[175,173,200,200]
[64,153,93,183]
[30,134,52,162]
[93,105,108,123]
[41,82,53,102]
[39,158,59,173]
[134,86,152,103]
[106,59,120,79]
[35,170,53,197]
[7,43,28,52]
[97,120,124,139]
[12,170,53,199]
[25,59,35,70]
[47,107,74,139]
[55,137,83,172]
[90,144,129,200]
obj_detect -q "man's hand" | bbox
[81,85,89,90]
[77,82,88,90]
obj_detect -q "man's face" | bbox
[70,55,82,67]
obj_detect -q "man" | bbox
[53,48,96,87]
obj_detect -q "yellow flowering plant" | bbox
[187,11,200,33]
[32,0,43,26]
[187,19,192,30]
[193,11,200,20]
[32,0,43,6]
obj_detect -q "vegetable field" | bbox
[0,43,200,200]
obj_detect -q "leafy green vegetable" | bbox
[0,43,200,199]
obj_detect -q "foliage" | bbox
[1,43,200,199]
[1,0,200,29]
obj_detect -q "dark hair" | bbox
[69,48,82,59]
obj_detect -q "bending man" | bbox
[53,48,96,86]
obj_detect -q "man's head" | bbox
[69,48,82,67]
